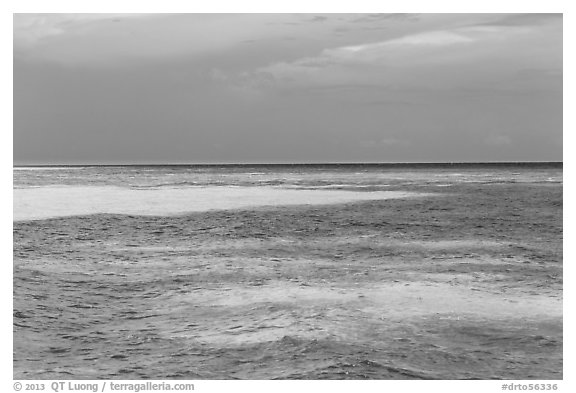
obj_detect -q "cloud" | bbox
[318,30,476,65]
[309,15,328,23]
[255,29,478,70]
[239,30,474,90]
[483,13,562,27]
[351,13,421,23]
[13,14,311,65]
[14,14,152,46]
[240,17,560,93]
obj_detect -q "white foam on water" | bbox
[13,186,427,221]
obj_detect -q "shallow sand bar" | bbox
[13,186,429,221]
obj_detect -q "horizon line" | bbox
[13,160,563,167]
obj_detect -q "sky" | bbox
[13,13,563,164]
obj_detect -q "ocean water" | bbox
[13,163,562,221]
[13,163,563,380]
[14,163,562,190]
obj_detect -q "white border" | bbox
[4,1,571,392]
